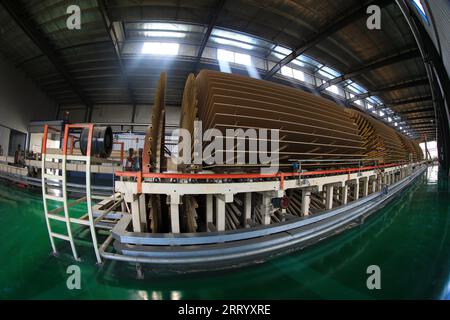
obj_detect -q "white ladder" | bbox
[41,125,102,264]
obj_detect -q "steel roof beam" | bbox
[347,77,429,102]
[409,119,435,125]
[406,114,435,120]
[389,95,433,106]
[194,0,226,72]
[399,106,434,114]
[98,0,135,105]
[1,0,92,112]
[264,0,394,80]
[319,49,420,91]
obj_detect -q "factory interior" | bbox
[0,0,449,301]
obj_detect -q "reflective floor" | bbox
[1,166,449,300]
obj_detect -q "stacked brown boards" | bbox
[195,70,366,170]
[346,109,423,163]
[143,73,166,232]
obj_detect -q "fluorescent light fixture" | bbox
[274,46,292,56]
[142,42,180,55]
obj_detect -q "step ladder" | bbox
[41,124,102,264]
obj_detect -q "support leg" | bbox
[215,195,226,231]
[244,193,252,227]
[170,195,180,233]
[206,194,213,224]
[138,194,147,232]
[301,189,311,216]
[354,181,360,200]
[341,185,348,205]
[363,178,369,197]
[131,194,142,232]
[326,185,334,210]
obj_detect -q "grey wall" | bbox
[0,126,9,156]
[0,56,57,152]
[59,104,181,131]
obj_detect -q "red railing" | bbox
[115,162,408,193]
[63,124,93,157]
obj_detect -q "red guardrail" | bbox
[115,162,408,193]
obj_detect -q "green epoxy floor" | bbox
[1,166,450,300]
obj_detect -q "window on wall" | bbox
[292,69,305,81]
[211,29,256,50]
[281,66,294,77]
[235,52,252,66]
[217,49,252,66]
[280,66,305,82]
[326,85,339,95]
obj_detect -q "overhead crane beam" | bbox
[389,95,433,107]
[264,0,394,80]
[194,0,227,72]
[406,114,435,121]
[399,106,435,115]
[347,78,429,103]
[98,0,136,106]
[318,49,420,91]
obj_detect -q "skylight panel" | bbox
[274,46,292,56]
[212,29,255,50]
[139,23,189,38]
[318,69,335,79]
[321,66,341,77]
[144,31,185,38]
[142,42,180,55]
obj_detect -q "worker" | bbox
[125,148,136,171]
[14,144,25,166]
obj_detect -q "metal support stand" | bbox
[301,189,311,216]
[170,195,180,233]
[325,185,334,210]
